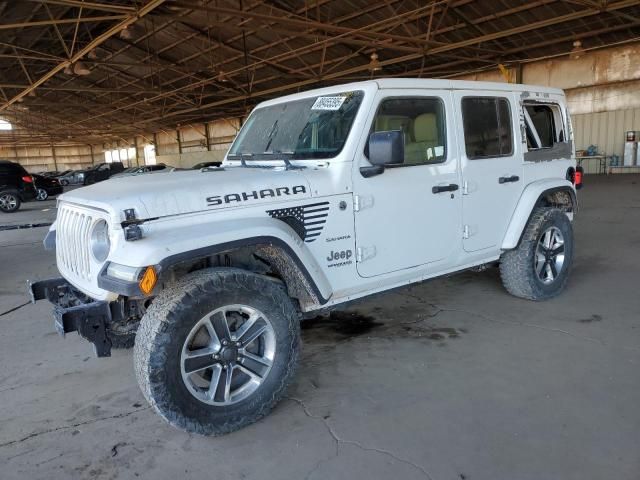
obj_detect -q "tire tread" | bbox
[133,268,300,435]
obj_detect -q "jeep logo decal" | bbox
[207,185,306,206]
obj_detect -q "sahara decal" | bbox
[266,201,329,243]
[207,185,306,206]
[326,234,352,243]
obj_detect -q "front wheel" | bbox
[500,207,574,300]
[36,188,48,201]
[134,268,300,435]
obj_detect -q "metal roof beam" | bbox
[0,0,167,112]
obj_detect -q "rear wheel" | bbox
[36,188,48,201]
[500,207,573,300]
[134,268,300,435]
[0,191,21,213]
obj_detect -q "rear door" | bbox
[452,91,522,253]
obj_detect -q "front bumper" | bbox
[29,278,113,357]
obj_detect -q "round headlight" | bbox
[90,219,110,262]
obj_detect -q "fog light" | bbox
[139,266,157,295]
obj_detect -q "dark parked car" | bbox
[44,169,72,178]
[33,174,64,201]
[0,160,37,213]
[83,162,125,184]
[59,162,125,185]
[110,163,173,179]
[192,161,221,169]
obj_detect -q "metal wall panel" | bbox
[572,108,640,172]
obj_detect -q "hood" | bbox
[59,166,313,221]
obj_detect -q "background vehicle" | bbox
[0,160,37,213]
[110,163,173,179]
[37,170,61,177]
[31,79,580,436]
[33,174,64,201]
[58,169,83,186]
[49,169,72,178]
[83,162,125,184]
[192,161,221,169]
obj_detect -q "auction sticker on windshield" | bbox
[311,96,346,111]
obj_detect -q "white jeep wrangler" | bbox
[31,79,582,435]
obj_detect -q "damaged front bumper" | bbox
[29,278,114,357]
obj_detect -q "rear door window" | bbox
[461,97,513,159]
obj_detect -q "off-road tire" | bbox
[500,207,573,300]
[0,190,21,213]
[133,268,300,435]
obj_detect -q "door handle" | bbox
[498,175,520,184]
[432,183,459,194]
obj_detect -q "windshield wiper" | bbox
[226,152,255,167]
[261,150,303,170]
[264,119,279,152]
[228,151,304,170]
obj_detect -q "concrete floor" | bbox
[1,176,639,480]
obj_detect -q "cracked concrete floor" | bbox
[1,176,639,480]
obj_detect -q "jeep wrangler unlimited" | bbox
[30,79,581,435]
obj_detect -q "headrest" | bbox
[413,113,438,143]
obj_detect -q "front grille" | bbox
[56,205,95,281]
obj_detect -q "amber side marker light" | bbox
[139,266,157,295]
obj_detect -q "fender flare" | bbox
[157,235,332,305]
[101,217,333,306]
[501,179,576,250]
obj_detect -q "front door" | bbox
[353,90,461,278]
[452,91,523,253]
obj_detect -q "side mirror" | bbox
[361,130,404,177]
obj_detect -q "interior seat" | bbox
[404,113,441,164]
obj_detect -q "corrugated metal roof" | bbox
[0,0,639,144]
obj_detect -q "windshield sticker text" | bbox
[311,96,346,111]
[207,185,306,206]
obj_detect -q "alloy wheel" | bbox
[0,193,18,212]
[534,226,565,284]
[180,304,276,406]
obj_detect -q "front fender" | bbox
[105,215,333,303]
[501,179,576,250]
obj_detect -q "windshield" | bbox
[228,90,364,160]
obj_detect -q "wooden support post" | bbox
[204,122,212,151]
[153,133,159,156]
[134,136,140,166]
[176,129,183,154]
[514,63,523,84]
[51,144,58,171]
[89,144,96,164]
